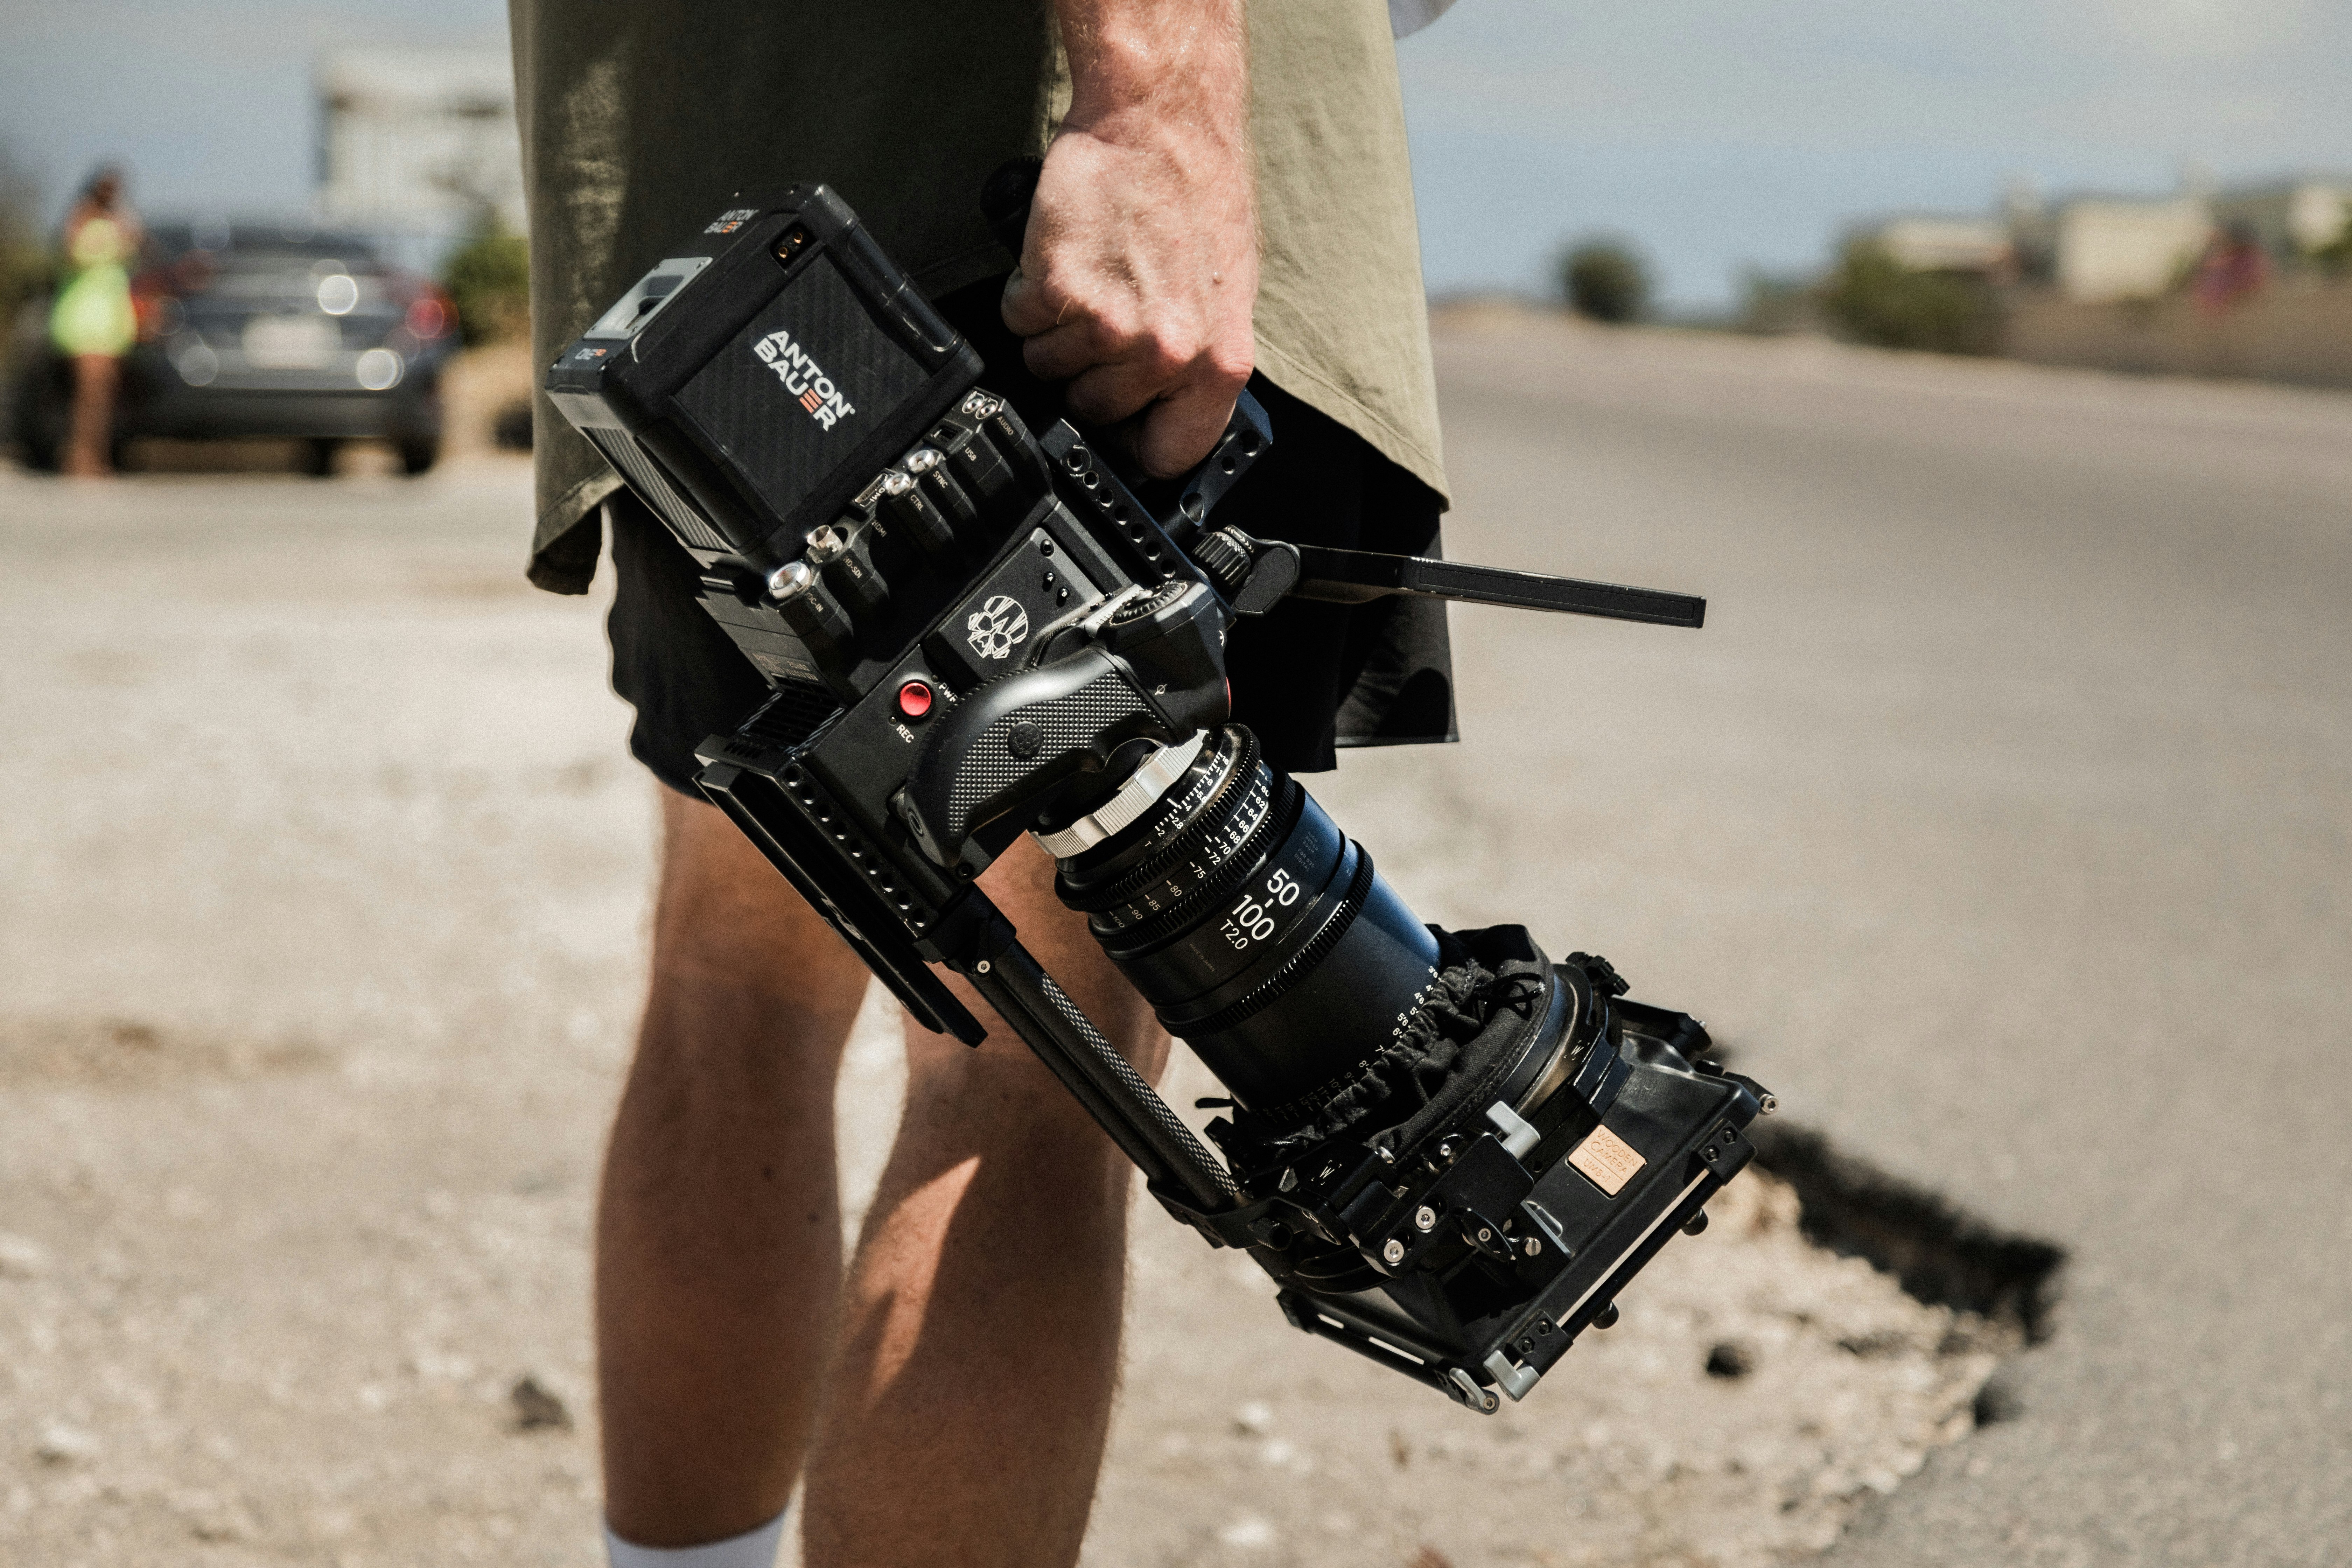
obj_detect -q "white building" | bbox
[2049,198,2212,303]
[314,48,523,259]
[1854,173,2350,308]
[1868,216,2014,274]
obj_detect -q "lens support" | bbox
[548,179,1769,1412]
[1031,732,1205,858]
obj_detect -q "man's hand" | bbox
[1001,0,1258,479]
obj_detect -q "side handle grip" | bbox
[898,649,1176,864]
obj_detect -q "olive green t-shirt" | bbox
[509,0,1447,593]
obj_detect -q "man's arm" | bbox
[999,0,1257,479]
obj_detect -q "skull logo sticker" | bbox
[966,595,1031,661]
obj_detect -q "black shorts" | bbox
[607,277,1456,793]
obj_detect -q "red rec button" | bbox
[896,679,934,720]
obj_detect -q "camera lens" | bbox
[1055,726,1440,1116]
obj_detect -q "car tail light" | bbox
[131,274,183,341]
[405,293,452,340]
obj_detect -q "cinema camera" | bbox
[545,177,1775,1413]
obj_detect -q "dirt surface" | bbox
[21,319,2283,1566]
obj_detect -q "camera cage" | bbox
[546,181,1772,1413]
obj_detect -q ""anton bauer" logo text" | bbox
[751,328,856,430]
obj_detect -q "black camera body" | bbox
[547,182,1773,1413]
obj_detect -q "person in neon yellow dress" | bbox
[49,167,143,476]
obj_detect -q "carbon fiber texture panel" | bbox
[947,672,1151,839]
[672,259,931,528]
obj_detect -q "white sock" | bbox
[606,1511,787,1568]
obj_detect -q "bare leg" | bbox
[801,836,1167,1568]
[597,789,872,1547]
[63,354,119,477]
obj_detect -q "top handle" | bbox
[981,155,1044,260]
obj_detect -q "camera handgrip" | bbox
[897,649,1180,864]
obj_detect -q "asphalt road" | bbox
[1390,316,2352,1566]
[3,322,2347,1566]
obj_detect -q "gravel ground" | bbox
[1,401,2009,1564]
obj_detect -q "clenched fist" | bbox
[1001,0,1258,479]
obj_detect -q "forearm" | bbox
[1055,0,1250,152]
[1052,0,1254,270]
[1004,0,1259,475]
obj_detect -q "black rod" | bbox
[1287,545,1705,629]
[962,943,1238,1212]
[968,965,1167,1182]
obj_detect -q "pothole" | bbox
[0,1017,330,1089]
[1086,1155,2037,1568]
[1749,1123,2066,1346]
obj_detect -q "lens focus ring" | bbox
[1088,771,1297,956]
[1056,727,1261,915]
[1052,724,1441,1114]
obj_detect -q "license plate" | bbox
[241,314,337,370]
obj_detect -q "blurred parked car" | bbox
[9,221,457,474]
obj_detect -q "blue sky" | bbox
[4,0,2348,308]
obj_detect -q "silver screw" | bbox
[1524,1236,1542,1257]
[1381,1238,1406,1266]
[1760,1094,1779,1115]
[1478,1227,1492,1244]
[974,960,991,974]
[1413,1205,1438,1232]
